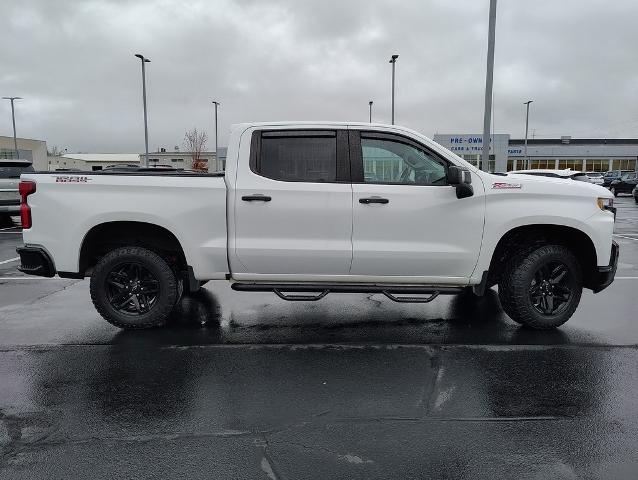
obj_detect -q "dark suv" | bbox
[610,172,638,197]
[603,170,633,188]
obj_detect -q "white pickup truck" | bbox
[17,122,618,330]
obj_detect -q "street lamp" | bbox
[2,97,22,159]
[134,53,151,167]
[212,101,220,172]
[524,100,533,169]
[389,55,399,125]
[369,100,373,123]
[480,0,497,171]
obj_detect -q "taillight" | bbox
[19,181,36,229]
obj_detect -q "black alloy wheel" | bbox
[90,246,178,329]
[498,244,583,329]
[528,261,573,316]
[106,262,161,315]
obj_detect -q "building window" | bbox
[0,149,17,160]
[529,159,555,169]
[171,158,181,163]
[91,166,103,171]
[612,159,637,171]
[507,159,517,171]
[558,159,583,171]
[149,158,159,163]
[585,159,608,172]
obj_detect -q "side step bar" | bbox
[231,283,464,303]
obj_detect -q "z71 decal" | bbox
[55,176,92,183]
[492,182,522,189]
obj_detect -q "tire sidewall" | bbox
[499,245,583,329]
[90,247,177,329]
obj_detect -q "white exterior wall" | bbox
[0,136,48,170]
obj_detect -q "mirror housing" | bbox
[448,166,474,199]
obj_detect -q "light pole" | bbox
[2,97,22,159]
[369,100,373,123]
[389,55,399,125]
[212,101,220,172]
[480,0,497,171]
[524,100,533,169]
[134,54,151,167]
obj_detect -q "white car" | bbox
[509,168,591,182]
[0,159,34,225]
[586,172,605,185]
[16,122,618,330]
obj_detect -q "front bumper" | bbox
[591,241,619,293]
[16,246,56,278]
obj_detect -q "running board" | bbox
[231,283,463,303]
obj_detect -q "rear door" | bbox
[349,130,485,282]
[232,128,353,278]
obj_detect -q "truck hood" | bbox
[481,172,613,199]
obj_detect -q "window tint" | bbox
[260,134,336,182]
[361,137,446,185]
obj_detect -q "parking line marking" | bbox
[0,257,19,265]
[0,277,73,281]
[614,234,638,241]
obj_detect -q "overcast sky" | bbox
[2,0,637,153]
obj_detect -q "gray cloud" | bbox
[1,0,637,153]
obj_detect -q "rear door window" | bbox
[255,131,338,183]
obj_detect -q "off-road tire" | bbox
[498,245,583,329]
[611,187,618,197]
[90,246,178,329]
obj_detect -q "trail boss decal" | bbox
[55,176,92,183]
[492,182,522,189]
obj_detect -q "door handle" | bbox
[359,197,389,204]
[242,194,272,202]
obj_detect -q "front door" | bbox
[349,130,485,283]
[233,128,353,278]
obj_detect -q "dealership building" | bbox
[433,134,638,173]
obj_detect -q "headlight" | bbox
[597,197,616,218]
[597,197,613,210]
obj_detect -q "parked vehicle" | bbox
[633,184,638,204]
[17,122,618,330]
[0,159,34,226]
[603,170,633,188]
[585,172,604,185]
[508,169,590,182]
[609,172,638,197]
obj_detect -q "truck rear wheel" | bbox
[90,246,178,329]
[498,245,582,329]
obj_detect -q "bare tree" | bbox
[48,146,66,156]
[183,128,208,171]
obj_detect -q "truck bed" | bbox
[21,170,230,280]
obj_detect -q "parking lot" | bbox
[0,196,637,479]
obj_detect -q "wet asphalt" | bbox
[0,197,637,479]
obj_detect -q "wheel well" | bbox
[487,225,598,289]
[79,221,187,276]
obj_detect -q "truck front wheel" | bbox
[498,245,583,329]
[90,246,178,329]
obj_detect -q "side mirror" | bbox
[448,165,474,199]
